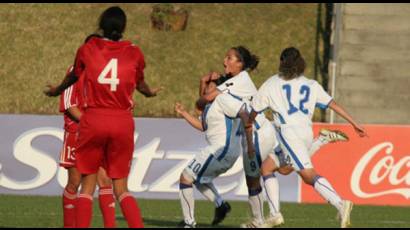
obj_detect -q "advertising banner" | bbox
[301,123,410,206]
[0,114,299,202]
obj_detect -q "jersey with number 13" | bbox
[251,74,333,127]
[73,37,145,111]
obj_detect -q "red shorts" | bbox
[75,108,135,179]
[59,131,77,169]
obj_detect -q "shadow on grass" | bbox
[116,216,236,228]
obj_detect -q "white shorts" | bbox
[243,122,279,177]
[268,145,292,168]
[276,125,314,171]
[183,144,241,184]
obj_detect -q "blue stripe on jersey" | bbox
[278,130,304,170]
[202,104,212,131]
[217,116,233,161]
[277,113,286,124]
[254,131,262,167]
[196,154,214,183]
[316,99,333,110]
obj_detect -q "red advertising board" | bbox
[301,123,410,206]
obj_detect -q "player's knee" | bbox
[180,171,193,186]
[260,164,272,177]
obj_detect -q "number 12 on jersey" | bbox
[98,58,120,91]
[282,84,310,115]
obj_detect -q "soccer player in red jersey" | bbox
[45,6,162,228]
[59,64,116,228]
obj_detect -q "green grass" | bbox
[0,3,319,118]
[1,194,409,228]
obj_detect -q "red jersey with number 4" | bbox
[59,66,84,133]
[73,37,145,111]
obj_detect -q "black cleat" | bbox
[211,201,231,226]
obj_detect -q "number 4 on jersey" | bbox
[98,58,119,91]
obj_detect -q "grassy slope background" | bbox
[0,3,318,118]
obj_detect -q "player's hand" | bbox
[209,71,221,81]
[151,86,164,96]
[354,125,368,138]
[175,102,186,115]
[43,84,60,97]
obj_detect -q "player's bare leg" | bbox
[63,167,81,228]
[96,168,116,228]
[259,156,284,228]
[298,168,352,228]
[178,172,197,228]
[112,177,144,228]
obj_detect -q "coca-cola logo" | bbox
[351,142,410,199]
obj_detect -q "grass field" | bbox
[1,195,409,228]
[0,3,319,119]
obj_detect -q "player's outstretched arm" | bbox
[328,100,368,137]
[136,80,163,98]
[44,72,78,97]
[175,102,204,132]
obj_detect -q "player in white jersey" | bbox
[249,47,368,228]
[175,81,255,228]
[199,46,347,228]
[199,46,281,227]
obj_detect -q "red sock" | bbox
[98,186,116,228]
[76,194,93,228]
[62,188,77,228]
[119,192,144,228]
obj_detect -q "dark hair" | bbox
[99,6,127,41]
[232,46,259,72]
[279,47,306,80]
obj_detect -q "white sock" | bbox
[248,187,264,223]
[179,184,195,225]
[313,176,343,212]
[263,174,280,216]
[309,136,328,157]
[195,182,224,207]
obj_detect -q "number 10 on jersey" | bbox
[98,58,120,91]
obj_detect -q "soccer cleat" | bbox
[177,220,197,228]
[340,200,353,228]
[261,212,284,228]
[319,129,349,143]
[240,219,265,228]
[211,201,231,226]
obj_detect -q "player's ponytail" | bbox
[98,6,127,41]
[232,46,259,72]
[279,47,306,80]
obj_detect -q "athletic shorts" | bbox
[183,144,241,184]
[59,131,77,169]
[276,124,314,171]
[75,108,134,179]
